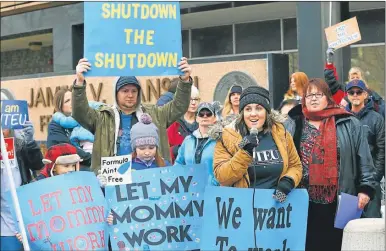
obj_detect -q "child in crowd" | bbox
[52,101,104,153]
[35,143,82,180]
[130,113,171,170]
[97,114,170,187]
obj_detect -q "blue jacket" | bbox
[156,92,174,107]
[174,129,219,186]
[131,157,171,171]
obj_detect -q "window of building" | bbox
[72,24,84,70]
[351,45,385,98]
[182,30,189,58]
[283,18,297,50]
[287,51,299,75]
[1,30,53,78]
[351,9,385,44]
[191,25,233,57]
[235,20,281,53]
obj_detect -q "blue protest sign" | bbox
[84,2,182,77]
[9,172,109,250]
[1,100,29,129]
[201,187,309,251]
[105,164,208,251]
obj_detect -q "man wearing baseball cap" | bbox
[345,79,385,218]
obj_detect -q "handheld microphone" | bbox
[250,127,259,160]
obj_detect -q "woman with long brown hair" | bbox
[285,78,376,251]
[284,72,309,101]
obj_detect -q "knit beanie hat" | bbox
[116,76,141,92]
[239,86,271,113]
[40,143,81,177]
[130,113,159,150]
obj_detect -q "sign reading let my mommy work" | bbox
[84,2,182,77]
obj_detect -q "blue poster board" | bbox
[9,172,109,250]
[1,100,29,129]
[84,2,182,77]
[105,164,208,251]
[201,187,309,251]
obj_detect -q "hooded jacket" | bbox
[72,77,193,174]
[156,91,174,106]
[212,111,302,188]
[285,104,377,199]
[345,99,385,182]
[174,129,219,186]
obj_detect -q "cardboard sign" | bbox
[9,172,109,250]
[201,187,309,251]
[0,137,16,168]
[325,17,361,49]
[1,100,29,129]
[105,164,208,250]
[101,155,132,185]
[84,2,183,77]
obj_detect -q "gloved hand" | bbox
[326,47,335,65]
[239,134,259,156]
[97,170,107,188]
[273,176,295,203]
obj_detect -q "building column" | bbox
[53,24,73,73]
[296,2,349,80]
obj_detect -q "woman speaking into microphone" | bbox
[211,86,302,202]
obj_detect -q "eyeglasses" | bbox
[347,90,364,96]
[305,93,324,100]
[190,98,200,103]
[198,110,213,117]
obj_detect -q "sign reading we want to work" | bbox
[84,2,182,76]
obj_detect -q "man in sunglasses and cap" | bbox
[345,79,385,218]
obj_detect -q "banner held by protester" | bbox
[201,187,309,251]
[7,172,109,250]
[84,2,182,77]
[105,164,208,251]
[1,100,29,129]
[325,17,361,49]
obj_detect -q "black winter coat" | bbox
[346,99,385,182]
[15,139,44,185]
[285,105,377,199]
[47,120,92,167]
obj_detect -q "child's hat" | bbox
[40,143,81,177]
[130,113,159,150]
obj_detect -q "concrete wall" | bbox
[1,3,84,73]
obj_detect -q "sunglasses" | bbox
[198,110,213,117]
[347,90,364,96]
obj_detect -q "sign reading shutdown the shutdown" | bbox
[201,187,309,251]
[10,172,109,250]
[84,2,182,77]
[105,164,208,251]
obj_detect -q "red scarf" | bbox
[302,105,351,186]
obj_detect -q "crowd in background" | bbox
[1,49,385,251]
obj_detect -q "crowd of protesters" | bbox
[1,48,385,251]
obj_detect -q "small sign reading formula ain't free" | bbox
[101,155,132,186]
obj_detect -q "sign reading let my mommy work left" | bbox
[84,2,182,77]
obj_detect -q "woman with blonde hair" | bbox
[284,72,309,101]
[222,85,242,119]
